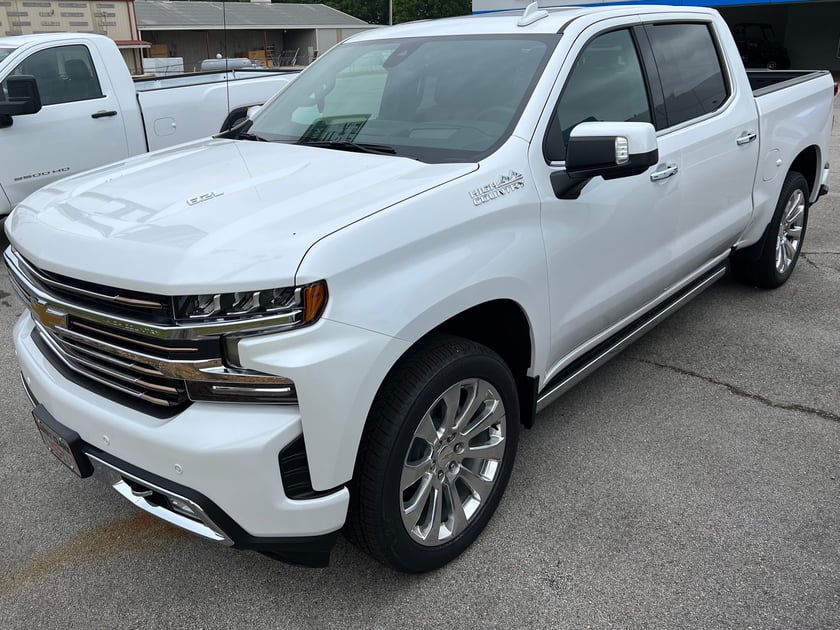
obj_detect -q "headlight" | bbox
[172,280,328,326]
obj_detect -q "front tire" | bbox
[346,334,520,573]
[731,171,809,289]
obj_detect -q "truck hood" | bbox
[6,138,476,294]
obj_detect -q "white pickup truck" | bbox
[4,5,835,572]
[0,33,295,215]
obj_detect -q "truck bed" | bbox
[133,69,298,93]
[747,69,832,97]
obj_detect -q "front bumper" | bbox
[14,313,350,563]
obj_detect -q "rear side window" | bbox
[544,29,651,162]
[645,23,728,127]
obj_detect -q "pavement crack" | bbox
[630,357,840,423]
[800,253,819,269]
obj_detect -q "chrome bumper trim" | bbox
[88,453,234,546]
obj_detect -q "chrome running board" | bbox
[536,265,726,413]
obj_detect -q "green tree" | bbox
[271,0,470,25]
[392,0,470,24]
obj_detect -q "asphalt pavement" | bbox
[0,109,838,628]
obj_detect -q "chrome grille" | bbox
[34,320,188,407]
[4,246,295,410]
[9,248,172,322]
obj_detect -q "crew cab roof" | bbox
[349,4,719,39]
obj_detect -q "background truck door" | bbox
[0,43,130,210]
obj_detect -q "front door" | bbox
[0,43,129,211]
[529,22,682,378]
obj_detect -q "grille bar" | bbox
[13,251,166,310]
[35,324,181,407]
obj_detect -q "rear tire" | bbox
[345,334,519,573]
[731,171,809,289]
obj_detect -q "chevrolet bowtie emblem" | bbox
[31,301,68,329]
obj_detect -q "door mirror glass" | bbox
[0,75,42,127]
[0,75,42,114]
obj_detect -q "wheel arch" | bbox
[789,145,820,201]
[435,299,538,427]
[376,299,538,430]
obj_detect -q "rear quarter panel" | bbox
[739,73,834,247]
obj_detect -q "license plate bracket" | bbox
[32,404,93,478]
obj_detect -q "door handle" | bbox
[91,110,118,119]
[736,131,757,145]
[650,164,678,182]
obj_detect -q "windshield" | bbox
[0,47,15,65]
[246,35,556,163]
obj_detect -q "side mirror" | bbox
[0,75,43,116]
[246,105,261,120]
[565,121,658,181]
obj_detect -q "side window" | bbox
[645,23,729,127]
[3,45,102,106]
[545,29,652,162]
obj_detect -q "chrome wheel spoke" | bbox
[401,460,431,491]
[776,238,788,273]
[444,479,469,537]
[457,465,494,501]
[452,379,483,433]
[465,434,505,461]
[402,475,433,532]
[783,238,797,261]
[428,485,443,542]
[787,225,803,240]
[461,401,502,442]
[415,413,440,446]
[786,203,804,227]
[440,387,462,434]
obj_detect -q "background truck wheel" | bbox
[346,334,520,573]
[731,171,809,288]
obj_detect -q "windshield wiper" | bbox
[301,141,397,155]
[238,131,268,142]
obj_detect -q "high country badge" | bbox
[469,171,525,206]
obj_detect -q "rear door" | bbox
[0,42,130,208]
[640,17,759,282]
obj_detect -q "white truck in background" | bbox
[4,6,836,572]
[0,32,296,216]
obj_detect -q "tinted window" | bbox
[3,45,102,106]
[646,23,728,127]
[248,35,554,163]
[545,29,651,162]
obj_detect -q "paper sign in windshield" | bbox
[300,115,371,144]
